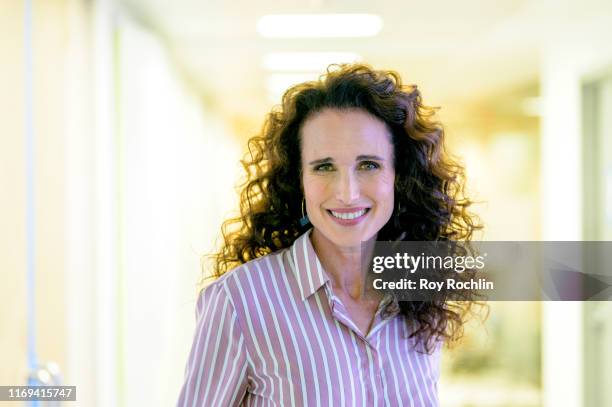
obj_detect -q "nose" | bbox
[335,170,360,204]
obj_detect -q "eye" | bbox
[313,163,334,172]
[358,160,380,171]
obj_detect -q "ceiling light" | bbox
[256,14,383,38]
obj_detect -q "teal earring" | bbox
[299,198,310,227]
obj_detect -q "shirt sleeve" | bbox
[177,281,249,407]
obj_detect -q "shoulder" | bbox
[199,247,293,309]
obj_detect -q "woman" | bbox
[177,64,480,406]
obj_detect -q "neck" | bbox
[310,228,378,301]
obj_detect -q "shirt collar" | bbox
[289,230,402,320]
[289,229,330,301]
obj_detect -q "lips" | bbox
[325,207,371,227]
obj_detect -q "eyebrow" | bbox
[307,155,385,166]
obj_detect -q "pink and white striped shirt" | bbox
[177,229,441,406]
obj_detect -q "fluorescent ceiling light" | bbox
[256,14,383,38]
[262,52,361,71]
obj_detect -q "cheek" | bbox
[372,172,395,210]
[302,176,329,203]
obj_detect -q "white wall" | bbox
[115,15,241,407]
[62,3,242,405]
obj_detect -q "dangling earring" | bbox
[299,198,310,227]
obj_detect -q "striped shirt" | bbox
[177,229,441,406]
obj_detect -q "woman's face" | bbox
[301,108,396,249]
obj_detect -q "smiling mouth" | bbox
[327,208,370,220]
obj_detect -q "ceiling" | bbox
[120,0,611,126]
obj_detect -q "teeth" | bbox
[330,209,367,220]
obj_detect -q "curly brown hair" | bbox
[206,63,482,352]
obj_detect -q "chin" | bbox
[321,226,377,248]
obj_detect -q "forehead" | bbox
[300,108,393,160]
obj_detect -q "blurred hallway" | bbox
[1,0,612,406]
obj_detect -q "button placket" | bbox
[325,284,371,341]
